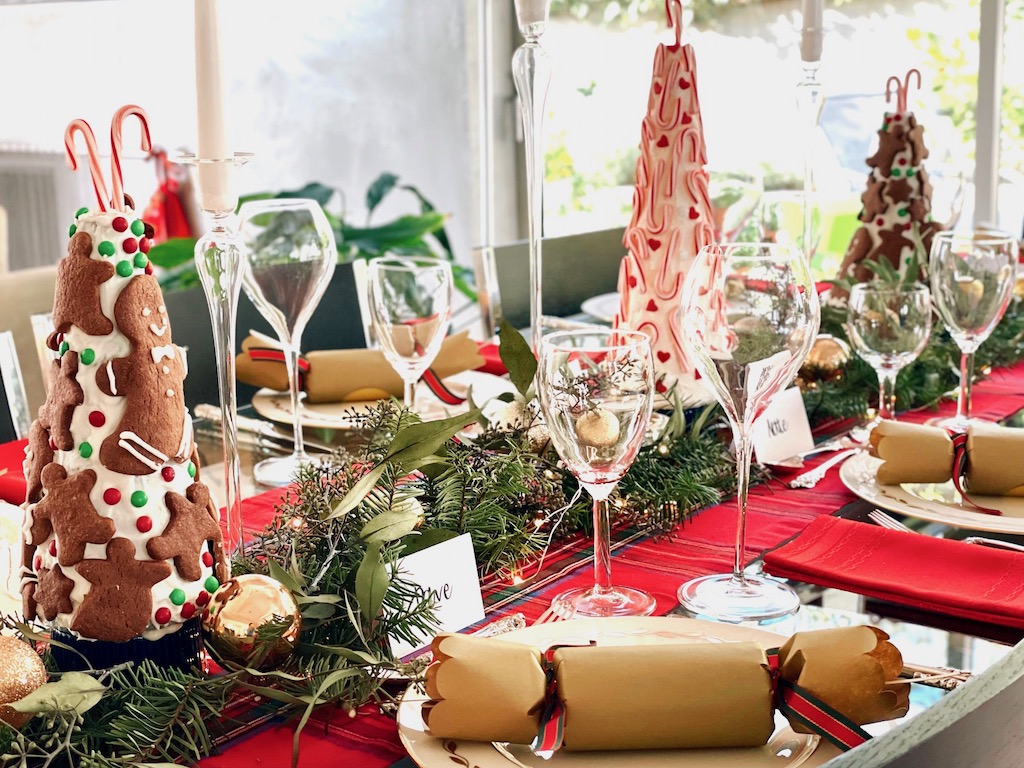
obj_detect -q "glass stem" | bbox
[732,430,752,583]
[404,378,418,413]
[284,343,306,459]
[592,496,612,596]
[956,350,975,423]
[878,369,899,421]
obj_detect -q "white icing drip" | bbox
[177,345,189,377]
[106,361,118,395]
[165,389,174,397]
[117,431,168,472]
[151,345,175,363]
[149,323,168,337]
[177,409,194,460]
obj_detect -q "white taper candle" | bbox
[195,0,233,212]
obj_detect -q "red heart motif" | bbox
[679,78,691,89]
[656,135,669,148]
[688,207,700,220]
[653,82,663,94]
[628,276,638,288]
[657,351,671,363]
[646,300,658,312]
[647,238,661,251]
[681,113,692,125]
[655,380,668,394]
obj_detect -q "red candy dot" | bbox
[155,607,172,625]
[201,551,214,567]
[196,590,211,607]
[898,157,908,165]
[49,438,58,451]
[876,218,884,226]
[122,237,139,254]
[33,556,41,571]
[893,113,901,121]
[48,541,57,557]
[180,603,196,619]
[103,488,121,505]
[144,263,154,275]
[139,237,151,253]
[88,410,106,428]
[112,216,129,232]
[136,516,153,533]
[161,466,175,482]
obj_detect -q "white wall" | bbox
[0,0,476,266]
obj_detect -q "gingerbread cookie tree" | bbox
[615,0,715,397]
[21,108,226,663]
[837,69,943,283]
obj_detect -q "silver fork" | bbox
[869,508,1024,553]
[787,449,859,489]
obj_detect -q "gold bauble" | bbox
[575,408,620,447]
[202,574,302,670]
[801,335,851,376]
[0,636,47,729]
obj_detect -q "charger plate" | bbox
[397,616,832,768]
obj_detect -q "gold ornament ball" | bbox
[801,335,851,376]
[575,408,620,447]
[202,573,302,670]
[0,636,47,729]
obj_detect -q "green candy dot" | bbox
[204,576,220,593]
[98,240,116,257]
[907,168,916,177]
[187,462,197,478]
[130,219,146,236]
[133,253,149,269]
[898,208,908,217]
[78,442,93,459]
[116,260,133,278]
[169,588,186,606]
[69,224,77,237]
[75,206,89,218]
[131,490,148,508]
[891,168,902,177]
[80,348,95,365]
[58,341,69,356]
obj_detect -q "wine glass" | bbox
[538,328,656,618]
[238,198,337,487]
[676,243,819,622]
[928,230,1016,431]
[707,166,763,243]
[367,256,453,414]
[758,190,821,260]
[846,283,932,428]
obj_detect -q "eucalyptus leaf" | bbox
[11,671,106,715]
[294,593,342,604]
[360,502,423,543]
[267,560,305,594]
[385,408,483,464]
[498,318,538,397]
[354,541,389,626]
[300,603,337,619]
[309,644,384,665]
[400,528,459,556]
[327,462,387,520]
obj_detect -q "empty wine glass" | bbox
[539,328,656,618]
[846,283,932,427]
[707,166,763,243]
[238,198,337,487]
[929,230,1016,431]
[676,243,819,622]
[367,256,453,414]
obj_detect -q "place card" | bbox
[389,533,485,659]
[750,386,814,465]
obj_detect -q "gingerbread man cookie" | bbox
[149,483,222,582]
[866,126,905,176]
[73,537,172,643]
[838,227,875,282]
[906,119,929,165]
[38,352,84,452]
[860,178,888,222]
[874,229,915,270]
[29,464,115,567]
[49,231,115,345]
[33,565,76,621]
[96,275,189,475]
[24,420,54,504]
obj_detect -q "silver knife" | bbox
[194,404,336,455]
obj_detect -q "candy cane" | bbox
[110,104,152,211]
[665,0,683,48]
[885,68,922,114]
[64,119,109,213]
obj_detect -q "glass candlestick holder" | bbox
[180,152,252,563]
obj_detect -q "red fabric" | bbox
[763,515,1024,629]
[0,439,27,505]
[475,341,508,376]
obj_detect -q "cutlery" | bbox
[868,509,1024,553]
[787,449,859,489]
[195,427,291,456]
[195,403,336,455]
[769,435,859,469]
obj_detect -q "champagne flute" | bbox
[539,328,656,618]
[928,230,1016,431]
[367,256,453,414]
[846,283,932,427]
[238,198,337,487]
[676,243,819,622]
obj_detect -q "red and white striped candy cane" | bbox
[64,119,109,213]
[110,104,152,212]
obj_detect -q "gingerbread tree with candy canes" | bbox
[21,107,226,653]
[615,0,715,397]
[837,69,943,283]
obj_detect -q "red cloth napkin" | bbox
[475,341,508,376]
[0,439,27,505]
[763,515,1024,629]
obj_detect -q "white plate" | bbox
[580,292,620,323]
[397,616,830,768]
[840,451,1024,534]
[251,370,516,430]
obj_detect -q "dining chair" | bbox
[474,226,627,335]
[0,331,31,443]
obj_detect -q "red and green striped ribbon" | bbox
[947,429,1001,516]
